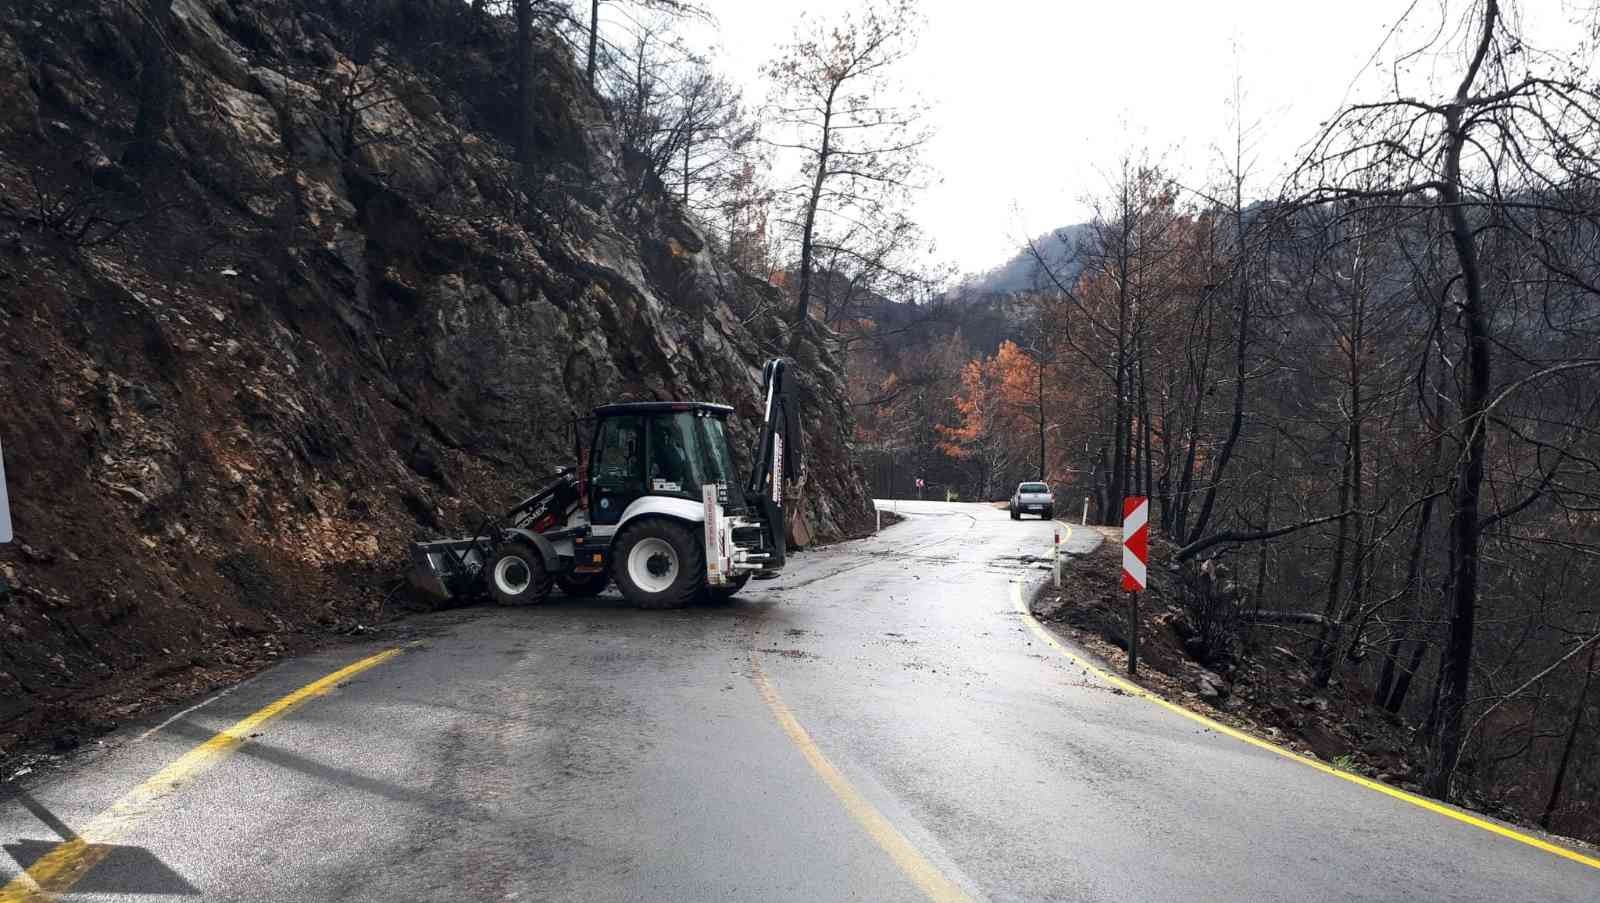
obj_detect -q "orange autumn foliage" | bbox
[938,341,1039,461]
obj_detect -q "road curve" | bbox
[2,501,1596,901]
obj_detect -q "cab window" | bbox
[647,413,701,493]
[593,415,644,490]
[699,416,737,486]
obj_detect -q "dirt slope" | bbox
[0,0,873,761]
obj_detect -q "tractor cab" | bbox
[584,402,740,525]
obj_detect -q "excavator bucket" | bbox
[407,537,491,604]
[406,468,582,604]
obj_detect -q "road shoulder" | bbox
[1023,527,1600,873]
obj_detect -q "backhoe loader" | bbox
[408,359,802,608]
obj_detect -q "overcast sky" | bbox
[657,1,1594,277]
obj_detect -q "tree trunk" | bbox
[1388,636,1430,714]
[515,0,536,170]
[127,0,176,168]
[1314,283,1366,687]
[793,85,839,335]
[1378,484,1440,709]
[586,0,600,88]
[1422,8,1496,796]
[1312,437,1354,687]
[1541,636,1598,830]
[1139,343,1153,500]
[1246,434,1278,652]
[1187,195,1250,544]
[1037,351,1046,479]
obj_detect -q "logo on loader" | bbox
[703,484,723,584]
[771,433,784,503]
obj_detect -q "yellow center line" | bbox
[750,652,973,903]
[1,646,406,902]
[1032,522,1600,873]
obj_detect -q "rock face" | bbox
[0,0,873,752]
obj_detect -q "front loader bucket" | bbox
[408,537,490,603]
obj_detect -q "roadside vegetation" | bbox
[854,1,1600,843]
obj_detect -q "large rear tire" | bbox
[487,541,552,607]
[556,572,610,597]
[612,519,704,609]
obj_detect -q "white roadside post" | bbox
[1081,497,1088,526]
[0,433,11,544]
[1053,527,1062,588]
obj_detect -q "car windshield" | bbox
[1020,483,1049,493]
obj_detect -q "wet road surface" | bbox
[2,501,1596,901]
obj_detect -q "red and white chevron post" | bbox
[1121,496,1148,675]
[1121,496,1149,591]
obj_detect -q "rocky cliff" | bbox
[0,0,873,756]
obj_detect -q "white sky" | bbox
[661,0,1594,277]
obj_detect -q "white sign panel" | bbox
[1121,496,1149,591]
[702,483,724,585]
[0,434,10,544]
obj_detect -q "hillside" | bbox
[957,222,1090,296]
[0,0,873,757]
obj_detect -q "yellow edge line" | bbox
[750,652,972,903]
[1033,521,1600,873]
[1,646,406,902]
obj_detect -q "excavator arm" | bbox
[746,358,803,569]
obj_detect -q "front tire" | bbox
[556,571,610,597]
[487,541,552,606]
[612,519,704,609]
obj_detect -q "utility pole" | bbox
[1037,352,1046,479]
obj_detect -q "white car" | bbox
[1009,482,1054,520]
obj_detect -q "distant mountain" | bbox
[959,223,1093,296]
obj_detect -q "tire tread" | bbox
[488,541,552,606]
[613,519,704,609]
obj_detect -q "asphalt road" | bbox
[2,501,1597,901]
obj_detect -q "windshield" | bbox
[647,412,735,495]
[698,415,737,486]
[1020,483,1049,493]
